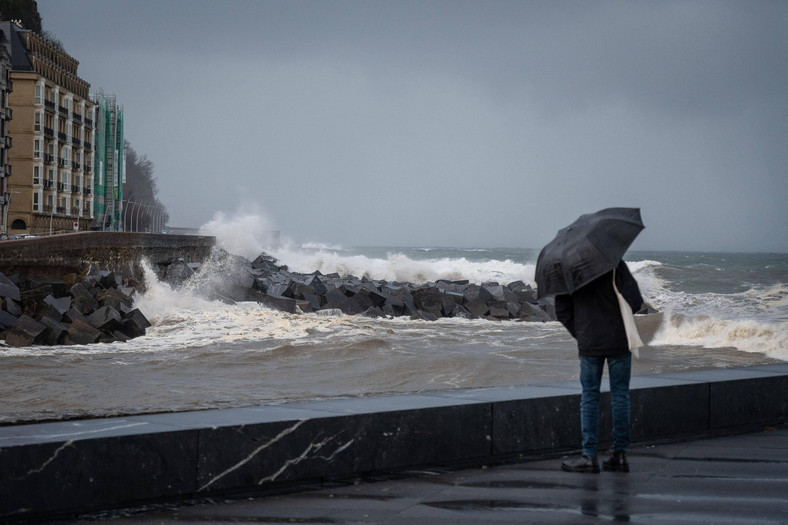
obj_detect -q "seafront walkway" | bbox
[71,425,788,524]
[1,363,786,522]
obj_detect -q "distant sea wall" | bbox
[0,232,215,278]
[1,364,786,522]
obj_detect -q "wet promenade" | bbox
[3,364,786,523]
[66,424,788,524]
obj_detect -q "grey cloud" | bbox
[35,0,788,252]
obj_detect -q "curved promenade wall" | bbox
[0,232,215,278]
[1,363,786,522]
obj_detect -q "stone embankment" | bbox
[161,250,558,322]
[0,269,150,346]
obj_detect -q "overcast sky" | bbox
[35,0,787,252]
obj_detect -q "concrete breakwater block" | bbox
[159,250,562,322]
[0,269,150,347]
[0,364,785,522]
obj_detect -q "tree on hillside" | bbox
[124,141,169,232]
[0,0,42,33]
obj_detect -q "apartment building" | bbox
[91,92,124,230]
[1,21,95,234]
[0,28,11,234]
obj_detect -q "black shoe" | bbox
[561,455,600,473]
[602,451,629,472]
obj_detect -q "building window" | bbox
[33,193,40,211]
[33,165,41,185]
[34,139,41,158]
[35,84,42,104]
[34,112,42,132]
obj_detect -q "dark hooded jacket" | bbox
[554,260,644,358]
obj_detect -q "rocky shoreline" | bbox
[2,248,653,347]
[0,269,150,347]
[161,249,557,323]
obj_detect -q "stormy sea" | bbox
[1,222,786,425]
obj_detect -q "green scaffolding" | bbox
[91,93,124,230]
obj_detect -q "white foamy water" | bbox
[272,246,537,286]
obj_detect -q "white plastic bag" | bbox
[613,269,643,358]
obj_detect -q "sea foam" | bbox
[271,246,536,285]
[650,309,788,361]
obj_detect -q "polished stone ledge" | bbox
[1,363,786,522]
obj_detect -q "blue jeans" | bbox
[579,354,631,457]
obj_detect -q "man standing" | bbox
[555,259,644,473]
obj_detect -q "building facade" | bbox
[0,27,12,234]
[91,92,123,230]
[1,22,95,234]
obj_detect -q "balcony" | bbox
[82,207,91,216]
[71,184,80,193]
[58,158,67,168]
[57,182,65,191]
[72,161,81,171]
[83,186,91,195]
[58,105,69,118]
[84,165,92,174]
[58,132,67,143]
[84,117,93,129]
[71,207,80,216]
[72,137,81,148]
[44,180,54,189]
[44,100,55,112]
[84,141,92,151]
[72,113,82,124]
[56,206,65,214]
[43,204,53,213]
[44,127,54,138]
[44,153,54,164]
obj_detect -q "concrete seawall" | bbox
[0,232,215,278]
[1,363,786,521]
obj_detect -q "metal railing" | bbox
[122,199,167,233]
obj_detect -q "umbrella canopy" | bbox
[535,207,644,299]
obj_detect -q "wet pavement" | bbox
[63,424,788,524]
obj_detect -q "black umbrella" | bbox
[535,207,644,299]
